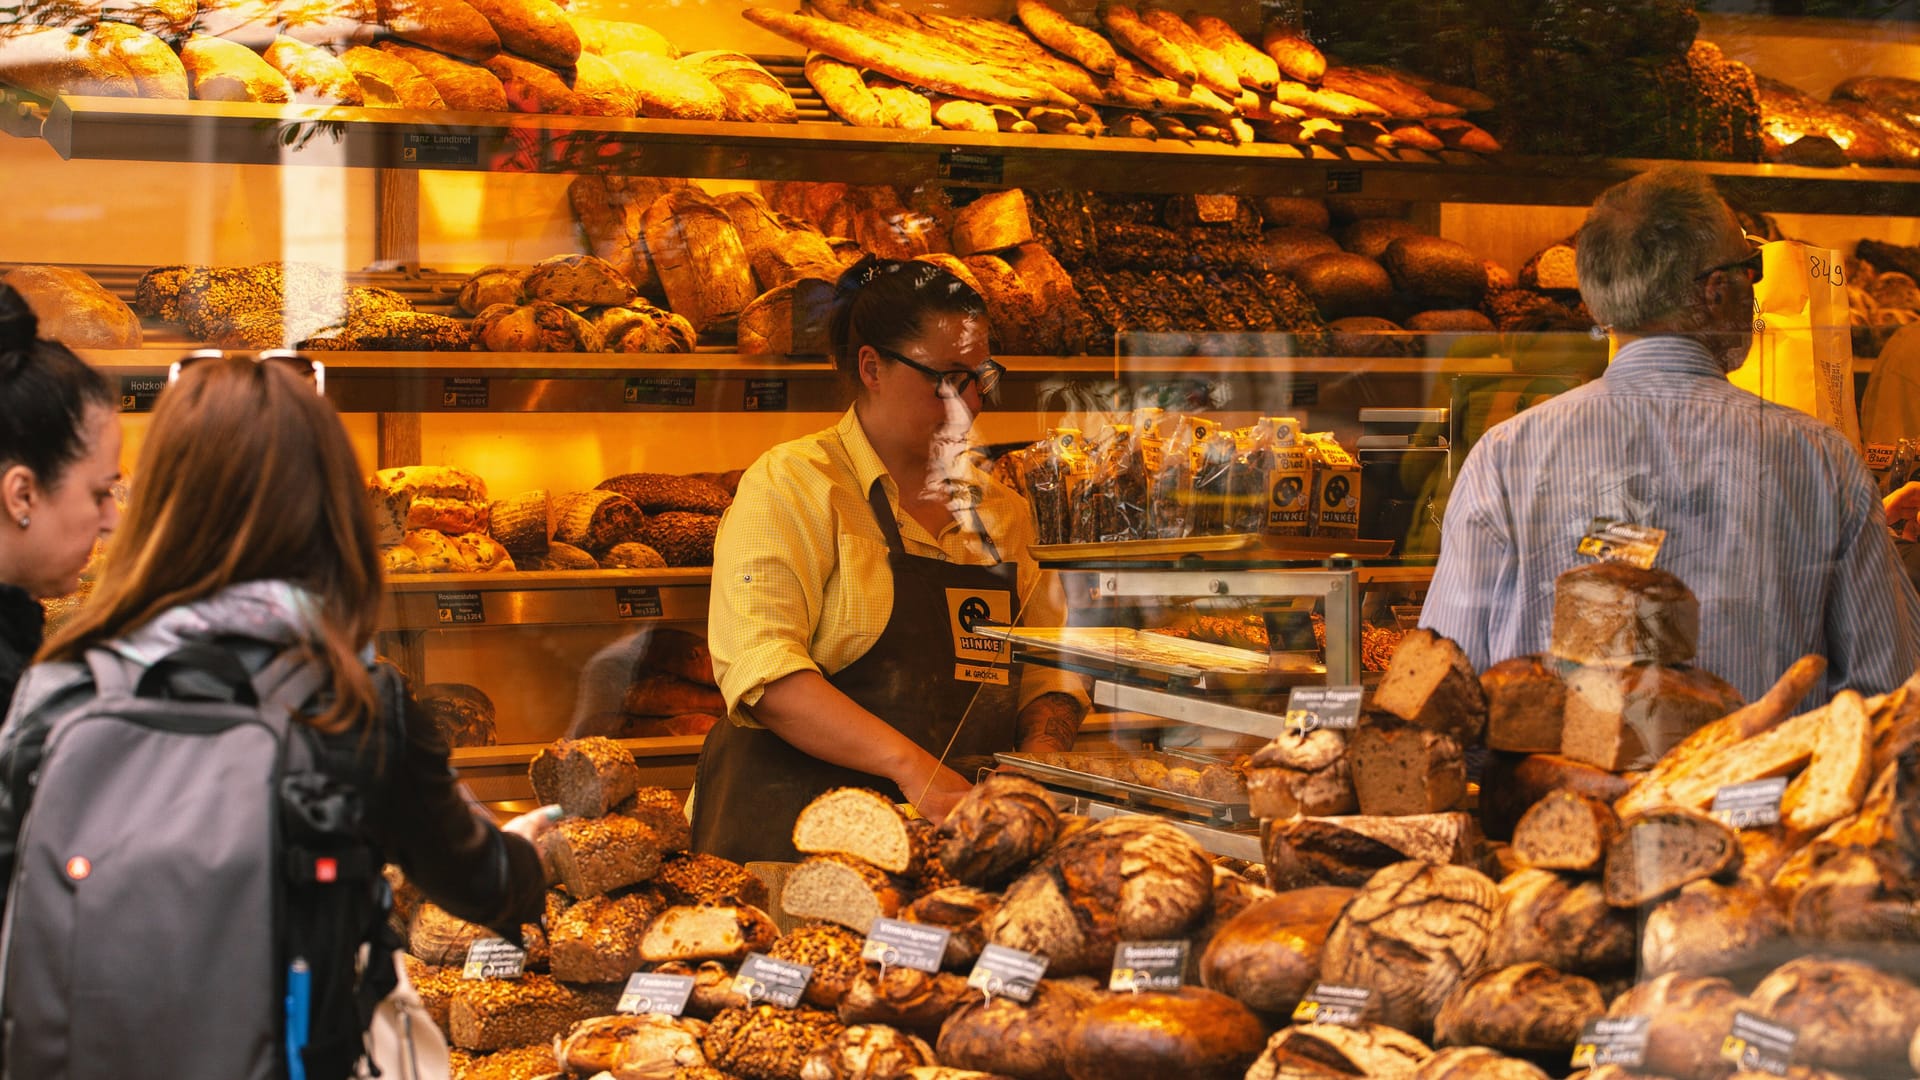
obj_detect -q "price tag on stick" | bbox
[1109,940,1187,993]
[1711,777,1787,830]
[1292,983,1372,1026]
[966,944,1048,1003]
[616,972,696,1017]
[1572,1017,1651,1069]
[863,917,951,975]
[732,954,813,1009]
[1720,1011,1796,1076]
[461,939,527,980]
[1285,686,1364,734]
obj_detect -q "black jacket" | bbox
[0,644,544,937]
[0,587,43,723]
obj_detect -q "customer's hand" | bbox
[1887,481,1920,541]
[501,803,563,844]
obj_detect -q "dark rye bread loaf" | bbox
[596,472,733,516]
[1350,716,1467,816]
[936,774,1059,888]
[1481,655,1569,754]
[1432,963,1605,1054]
[1602,806,1741,907]
[1373,629,1488,744]
[1320,862,1499,1034]
[1200,886,1354,1014]
[1511,790,1619,873]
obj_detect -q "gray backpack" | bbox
[0,642,394,1080]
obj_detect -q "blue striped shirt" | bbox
[1421,336,1920,707]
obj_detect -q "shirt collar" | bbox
[0,584,45,658]
[1606,336,1730,381]
[835,406,894,500]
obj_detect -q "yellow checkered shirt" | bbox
[709,407,1087,728]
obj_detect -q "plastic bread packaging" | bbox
[1148,415,1197,540]
[1189,426,1238,536]
[1024,429,1082,546]
[1304,431,1361,538]
[1261,416,1312,538]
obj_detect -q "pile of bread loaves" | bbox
[370,465,738,574]
[0,0,795,123]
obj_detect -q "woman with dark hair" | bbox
[0,353,548,1077]
[0,284,120,716]
[693,257,1088,862]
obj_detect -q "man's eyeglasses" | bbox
[872,345,1004,399]
[166,349,326,396]
[1697,236,1766,285]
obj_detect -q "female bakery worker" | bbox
[695,257,1089,863]
[0,283,120,717]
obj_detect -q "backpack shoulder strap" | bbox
[252,648,332,721]
[80,648,142,700]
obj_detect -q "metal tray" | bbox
[1029,534,1258,561]
[993,750,1253,824]
[998,626,1324,693]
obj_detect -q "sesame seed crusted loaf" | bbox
[615,786,694,854]
[447,973,620,1052]
[767,921,866,1011]
[547,889,659,984]
[657,850,767,908]
[549,815,665,898]
[703,1004,846,1080]
[529,736,642,819]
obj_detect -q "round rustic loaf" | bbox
[1608,972,1757,1080]
[1320,862,1498,1034]
[1406,309,1496,334]
[804,1023,938,1080]
[1383,235,1488,307]
[1063,988,1265,1080]
[1642,878,1791,978]
[1329,316,1415,357]
[1246,1023,1432,1080]
[937,774,1059,888]
[1257,196,1332,231]
[1751,956,1920,1074]
[986,816,1212,975]
[1292,252,1394,319]
[937,979,1103,1080]
[1432,963,1604,1053]
[1412,1047,1552,1080]
[1486,868,1635,975]
[1338,218,1426,260]
[1201,886,1354,1015]
[902,886,1000,971]
[1551,562,1700,665]
[1259,227,1345,274]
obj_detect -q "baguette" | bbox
[266,35,363,104]
[1106,55,1236,119]
[742,6,1071,107]
[867,78,933,130]
[931,95,997,133]
[1193,15,1276,92]
[1423,117,1503,154]
[340,45,443,109]
[181,34,291,103]
[1098,4,1196,85]
[463,0,581,69]
[1140,7,1240,97]
[804,52,888,128]
[1014,0,1117,75]
[376,41,505,112]
[1344,66,1466,117]
[374,0,501,62]
[1260,24,1325,84]
[1320,68,1428,119]
[1616,654,1827,817]
[90,22,188,99]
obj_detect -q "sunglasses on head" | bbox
[1697,234,1766,285]
[871,345,1004,399]
[166,349,326,396]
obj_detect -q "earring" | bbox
[14,516,26,529]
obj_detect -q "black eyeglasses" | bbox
[1697,238,1765,284]
[871,346,1004,399]
[167,349,326,396]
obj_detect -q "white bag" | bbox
[357,951,451,1080]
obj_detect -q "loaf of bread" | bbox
[1432,963,1604,1053]
[1062,987,1265,1080]
[551,489,645,554]
[567,175,681,296]
[0,25,141,99]
[484,51,581,114]
[548,815,663,898]
[528,736,640,817]
[1410,1047,1551,1080]
[89,22,188,99]
[407,902,490,966]
[447,973,619,1052]
[937,979,1103,1080]
[1248,729,1358,819]
[643,188,757,335]
[1551,562,1700,665]
[803,1025,938,1079]
[1784,687,1873,831]
[374,0,502,62]
[1641,877,1790,978]
[1751,956,1920,1074]
[556,1013,705,1076]
[790,787,924,875]
[339,311,470,351]
[639,903,778,964]
[178,33,292,102]
[1607,973,1757,1080]
[604,48,727,120]
[420,682,496,748]
[1350,716,1467,816]
[545,890,655,983]
[484,489,548,558]
[1477,752,1633,842]
[987,815,1213,975]
[1199,886,1353,1014]
[1561,662,1744,771]
[516,252,634,308]
[520,541,596,570]
[1481,655,1568,753]
[737,277,838,357]
[1,266,141,349]
[655,851,762,909]
[1485,868,1633,974]
[1292,252,1395,320]
[375,42,506,111]
[1265,812,1481,890]
[591,300,697,354]
[1373,630,1487,744]
[366,466,488,547]
[704,1004,846,1080]
[460,0,579,67]
[934,774,1058,888]
[1320,861,1499,1034]
[680,50,797,123]
[838,966,974,1035]
[899,886,998,971]
[766,920,867,1011]
[1602,806,1740,907]
[951,190,1036,256]
[262,35,362,104]
[1512,790,1618,872]
[568,51,635,116]
[340,45,444,109]
[1245,1023,1432,1080]
[780,854,907,935]
[649,959,747,1019]
[574,15,675,58]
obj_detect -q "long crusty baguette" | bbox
[1319,68,1428,119]
[828,5,1074,109]
[1365,64,1495,112]
[1614,654,1827,818]
[1098,4,1195,85]
[1352,64,1471,116]
[1260,23,1324,83]
[1140,7,1240,97]
[1261,79,1385,119]
[1193,14,1276,92]
[744,6,1071,107]
[1105,55,1234,118]
[1015,0,1117,75]
[804,52,888,128]
[915,10,1107,103]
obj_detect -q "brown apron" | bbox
[690,480,1021,863]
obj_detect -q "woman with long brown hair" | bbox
[0,353,548,1078]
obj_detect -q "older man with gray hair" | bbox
[1420,164,1920,706]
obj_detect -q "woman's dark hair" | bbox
[0,284,114,488]
[828,256,989,382]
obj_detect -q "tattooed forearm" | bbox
[1017,692,1086,753]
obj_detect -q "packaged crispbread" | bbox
[1305,431,1361,538]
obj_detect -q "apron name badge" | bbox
[733,953,813,1008]
[946,587,1013,685]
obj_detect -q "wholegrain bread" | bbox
[547,815,663,897]
[780,854,908,935]
[528,736,641,818]
[792,786,926,875]
[1372,629,1487,744]
[447,974,619,1052]
[638,904,779,964]
[1511,790,1618,873]
[545,890,656,984]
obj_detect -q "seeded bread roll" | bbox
[640,904,779,964]
[546,889,657,983]
[610,787,691,852]
[657,851,766,908]
[447,973,620,1052]
[1320,861,1499,1034]
[768,921,867,1010]
[528,736,642,818]
[1481,656,1568,754]
[1551,562,1700,665]
[548,815,664,897]
[376,42,506,111]
[1431,963,1604,1054]
[1200,886,1354,1015]
[347,311,471,350]
[1485,868,1634,975]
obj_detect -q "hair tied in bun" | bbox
[0,285,41,361]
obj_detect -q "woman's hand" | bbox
[895,757,972,825]
[500,803,563,844]
[1887,481,1920,541]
